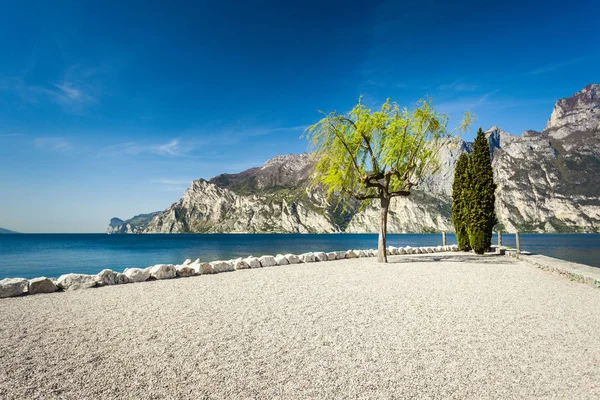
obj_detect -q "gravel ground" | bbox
[1,253,600,399]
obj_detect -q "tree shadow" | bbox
[388,253,515,265]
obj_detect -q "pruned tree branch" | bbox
[342,188,379,200]
[327,120,361,175]
[389,189,411,197]
[339,116,380,173]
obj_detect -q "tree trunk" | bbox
[377,196,390,263]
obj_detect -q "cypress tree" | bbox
[466,128,497,254]
[451,153,471,250]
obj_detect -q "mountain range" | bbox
[108,84,600,234]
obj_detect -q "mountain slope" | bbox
[106,212,161,234]
[143,179,338,233]
[108,84,600,234]
[0,227,19,234]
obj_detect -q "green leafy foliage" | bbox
[465,128,497,254]
[305,97,471,202]
[451,153,471,251]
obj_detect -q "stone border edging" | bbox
[0,245,459,298]
[507,252,600,289]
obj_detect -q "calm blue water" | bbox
[0,233,598,279]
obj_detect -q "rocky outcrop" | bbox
[233,258,251,270]
[275,254,289,265]
[124,267,151,283]
[143,179,338,233]
[259,255,277,267]
[95,269,130,286]
[299,252,316,263]
[29,277,58,294]
[148,264,176,280]
[346,250,358,259]
[57,274,96,291]
[244,256,262,269]
[345,191,454,233]
[208,260,234,273]
[175,265,195,277]
[0,278,28,298]
[209,153,314,194]
[109,84,600,234]
[188,259,204,274]
[486,125,600,232]
[285,254,301,264]
[107,212,161,234]
[544,84,600,140]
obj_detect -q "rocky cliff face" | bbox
[106,212,161,234]
[345,191,454,233]
[544,84,600,140]
[143,179,339,233]
[209,153,314,195]
[108,84,600,234]
[486,125,600,232]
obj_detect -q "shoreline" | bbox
[2,244,599,300]
[511,252,600,288]
[1,245,457,298]
[1,233,599,281]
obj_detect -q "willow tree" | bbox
[306,98,472,262]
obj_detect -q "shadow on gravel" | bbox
[389,253,515,265]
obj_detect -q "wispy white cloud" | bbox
[527,56,588,75]
[102,141,140,155]
[104,139,190,158]
[436,89,501,113]
[151,178,193,193]
[101,124,306,159]
[361,80,411,90]
[246,125,306,137]
[151,179,194,185]
[439,80,481,92]
[486,97,556,110]
[50,81,94,104]
[365,79,386,88]
[1,64,101,114]
[34,137,71,151]
[153,139,181,156]
[475,89,501,106]
[2,78,97,114]
[158,186,190,192]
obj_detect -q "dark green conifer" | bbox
[451,153,471,251]
[466,128,497,254]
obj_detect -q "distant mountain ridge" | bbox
[0,227,19,234]
[209,153,314,195]
[109,84,600,234]
[106,212,161,234]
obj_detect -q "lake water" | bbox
[0,233,598,279]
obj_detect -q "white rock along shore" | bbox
[1,251,600,398]
[0,245,457,298]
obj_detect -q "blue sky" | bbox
[0,0,598,233]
